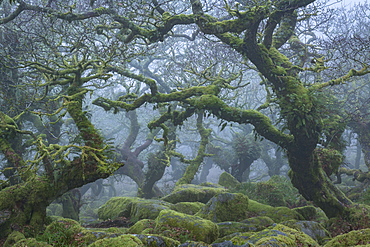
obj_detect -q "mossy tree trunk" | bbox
[189,0,356,218]
[0,65,119,238]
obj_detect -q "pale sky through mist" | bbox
[329,0,367,7]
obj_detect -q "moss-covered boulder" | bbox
[3,231,26,247]
[128,219,156,234]
[98,197,172,222]
[13,238,52,247]
[231,175,305,207]
[247,199,303,222]
[240,215,275,227]
[323,228,370,247]
[88,234,144,246]
[218,172,240,188]
[97,197,132,220]
[196,193,249,222]
[179,241,212,246]
[134,234,180,247]
[155,209,219,244]
[217,216,275,238]
[170,202,204,215]
[36,218,84,246]
[281,220,331,245]
[79,228,127,245]
[228,224,319,246]
[292,206,328,223]
[161,184,227,204]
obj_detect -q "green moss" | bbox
[155,209,219,243]
[281,220,331,245]
[36,218,83,246]
[269,47,292,68]
[229,232,254,245]
[251,224,319,246]
[179,240,212,246]
[292,206,328,223]
[3,231,26,247]
[196,193,249,222]
[241,215,275,226]
[130,199,172,222]
[161,184,226,204]
[247,199,303,223]
[325,204,370,237]
[13,238,52,247]
[88,234,144,246]
[46,203,63,217]
[79,228,128,246]
[217,218,274,238]
[314,148,343,176]
[128,219,156,234]
[98,197,172,222]
[324,228,370,247]
[170,202,204,215]
[231,175,304,207]
[134,234,180,247]
[218,172,240,189]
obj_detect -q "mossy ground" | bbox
[247,199,303,222]
[195,192,249,222]
[161,184,227,204]
[155,209,219,243]
[7,182,370,247]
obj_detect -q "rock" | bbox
[155,209,219,244]
[179,240,212,246]
[217,222,260,238]
[281,220,331,244]
[161,184,227,204]
[87,234,144,246]
[39,218,84,245]
[98,197,172,222]
[196,193,249,222]
[79,228,127,245]
[134,234,180,247]
[229,224,319,246]
[13,238,52,247]
[128,219,156,234]
[240,215,275,227]
[211,240,251,246]
[218,216,274,237]
[131,199,172,222]
[246,199,303,222]
[323,228,370,247]
[170,202,204,215]
[3,231,26,247]
[292,206,328,223]
[218,172,240,189]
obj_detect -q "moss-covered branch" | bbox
[187,94,293,149]
[113,12,195,43]
[338,167,370,183]
[22,3,115,22]
[0,1,26,24]
[310,66,370,90]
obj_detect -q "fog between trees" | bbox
[0,0,369,239]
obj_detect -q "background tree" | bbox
[1,0,370,240]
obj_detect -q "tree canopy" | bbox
[0,0,370,239]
